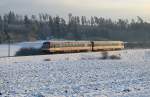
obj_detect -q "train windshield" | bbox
[42,42,50,48]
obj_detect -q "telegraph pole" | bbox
[7,33,11,57]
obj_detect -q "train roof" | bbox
[43,40,124,43]
[44,41,91,43]
[93,41,124,43]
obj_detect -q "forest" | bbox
[0,11,150,43]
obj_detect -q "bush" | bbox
[15,48,44,56]
[101,52,121,60]
[109,55,121,59]
[101,52,108,59]
[44,58,51,61]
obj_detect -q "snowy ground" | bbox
[0,44,20,57]
[0,49,150,97]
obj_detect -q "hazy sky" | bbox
[0,0,150,21]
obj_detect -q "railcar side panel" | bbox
[41,41,124,53]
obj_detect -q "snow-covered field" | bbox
[0,44,20,57]
[0,49,150,97]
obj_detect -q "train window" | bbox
[62,43,65,47]
[80,43,81,46]
[66,43,68,47]
[50,44,53,48]
[77,43,79,47]
[73,43,75,47]
[63,43,66,47]
[68,43,70,47]
[82,44,84,47]
[80,43,83,47]
[75,43,77,47]
[70,43,72,47]
[72,43,76,47]
[53,44,56,48]
[69,43,72,47]
[72,43,74,47]
[79,43,81,47]
[78,44,81,47]
[67,43,70,47]
[113,43,118,46]
[59,44,62,47]
[67,43,69,47]
[56,44,60,48]
[60,43,63,47]
[88,44,91,46]
[65,43,69,47]
[54,44,57,48]
[71,43,73,47]
[79,44,81,47]
[53,44,55,48]
[60,43,62,47]
[42,42,50,48]
[75,43,78,47]
[71,43,74,47]
[75,43,79,47]
[85,43,88,47]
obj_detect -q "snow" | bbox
[0,49,150,97]
[0,44,20,57]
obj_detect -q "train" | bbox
[41,41,124,53]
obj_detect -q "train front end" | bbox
[42,42,51,53]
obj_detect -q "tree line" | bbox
[0,11,150,43]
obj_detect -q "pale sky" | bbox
[0,0,150,21]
